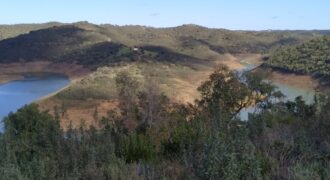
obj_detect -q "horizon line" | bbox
[1,21,330,31]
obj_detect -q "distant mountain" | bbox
[265,36,330,79]
[0,22,329,68]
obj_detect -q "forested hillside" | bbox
[0,25,109,64]
[266,36,330,78]
[0,22,329,67]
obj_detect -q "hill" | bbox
[265,36,330,80]
[0,22,329,68]
[0,25,109,64]
[0,22,62,40]
[100,24,330,59]
[1,22,330,126]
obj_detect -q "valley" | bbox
[0,50,319,128]
[0,21,329,179]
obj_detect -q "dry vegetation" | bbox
[37,54,262,128]
[38,61,208,127]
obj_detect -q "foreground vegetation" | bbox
[266,36,330,81]
[0,66,329,179]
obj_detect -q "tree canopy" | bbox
[266,36,330,79]
[0,67,329,179]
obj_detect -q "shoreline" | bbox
[215,54,319,91]
[269,70,318,91]
[255,67,320,91]
[0,61,91,107]
[0,61,90,84]
[0,74,25,84]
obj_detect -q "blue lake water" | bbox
[0,73,70,130]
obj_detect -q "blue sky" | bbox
[0,0,329,30]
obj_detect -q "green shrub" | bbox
[115,133,157,163]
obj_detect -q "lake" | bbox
[238,62,316,120]
[0,73,70,130]
[238,83,316,120]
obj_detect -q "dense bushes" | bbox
[115,133,157,163]
[0,66,329,179]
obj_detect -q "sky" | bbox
[0,0,329,30]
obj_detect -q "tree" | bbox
[197,65,250,129]
[2,104,62,179]
[115,71,140,130]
